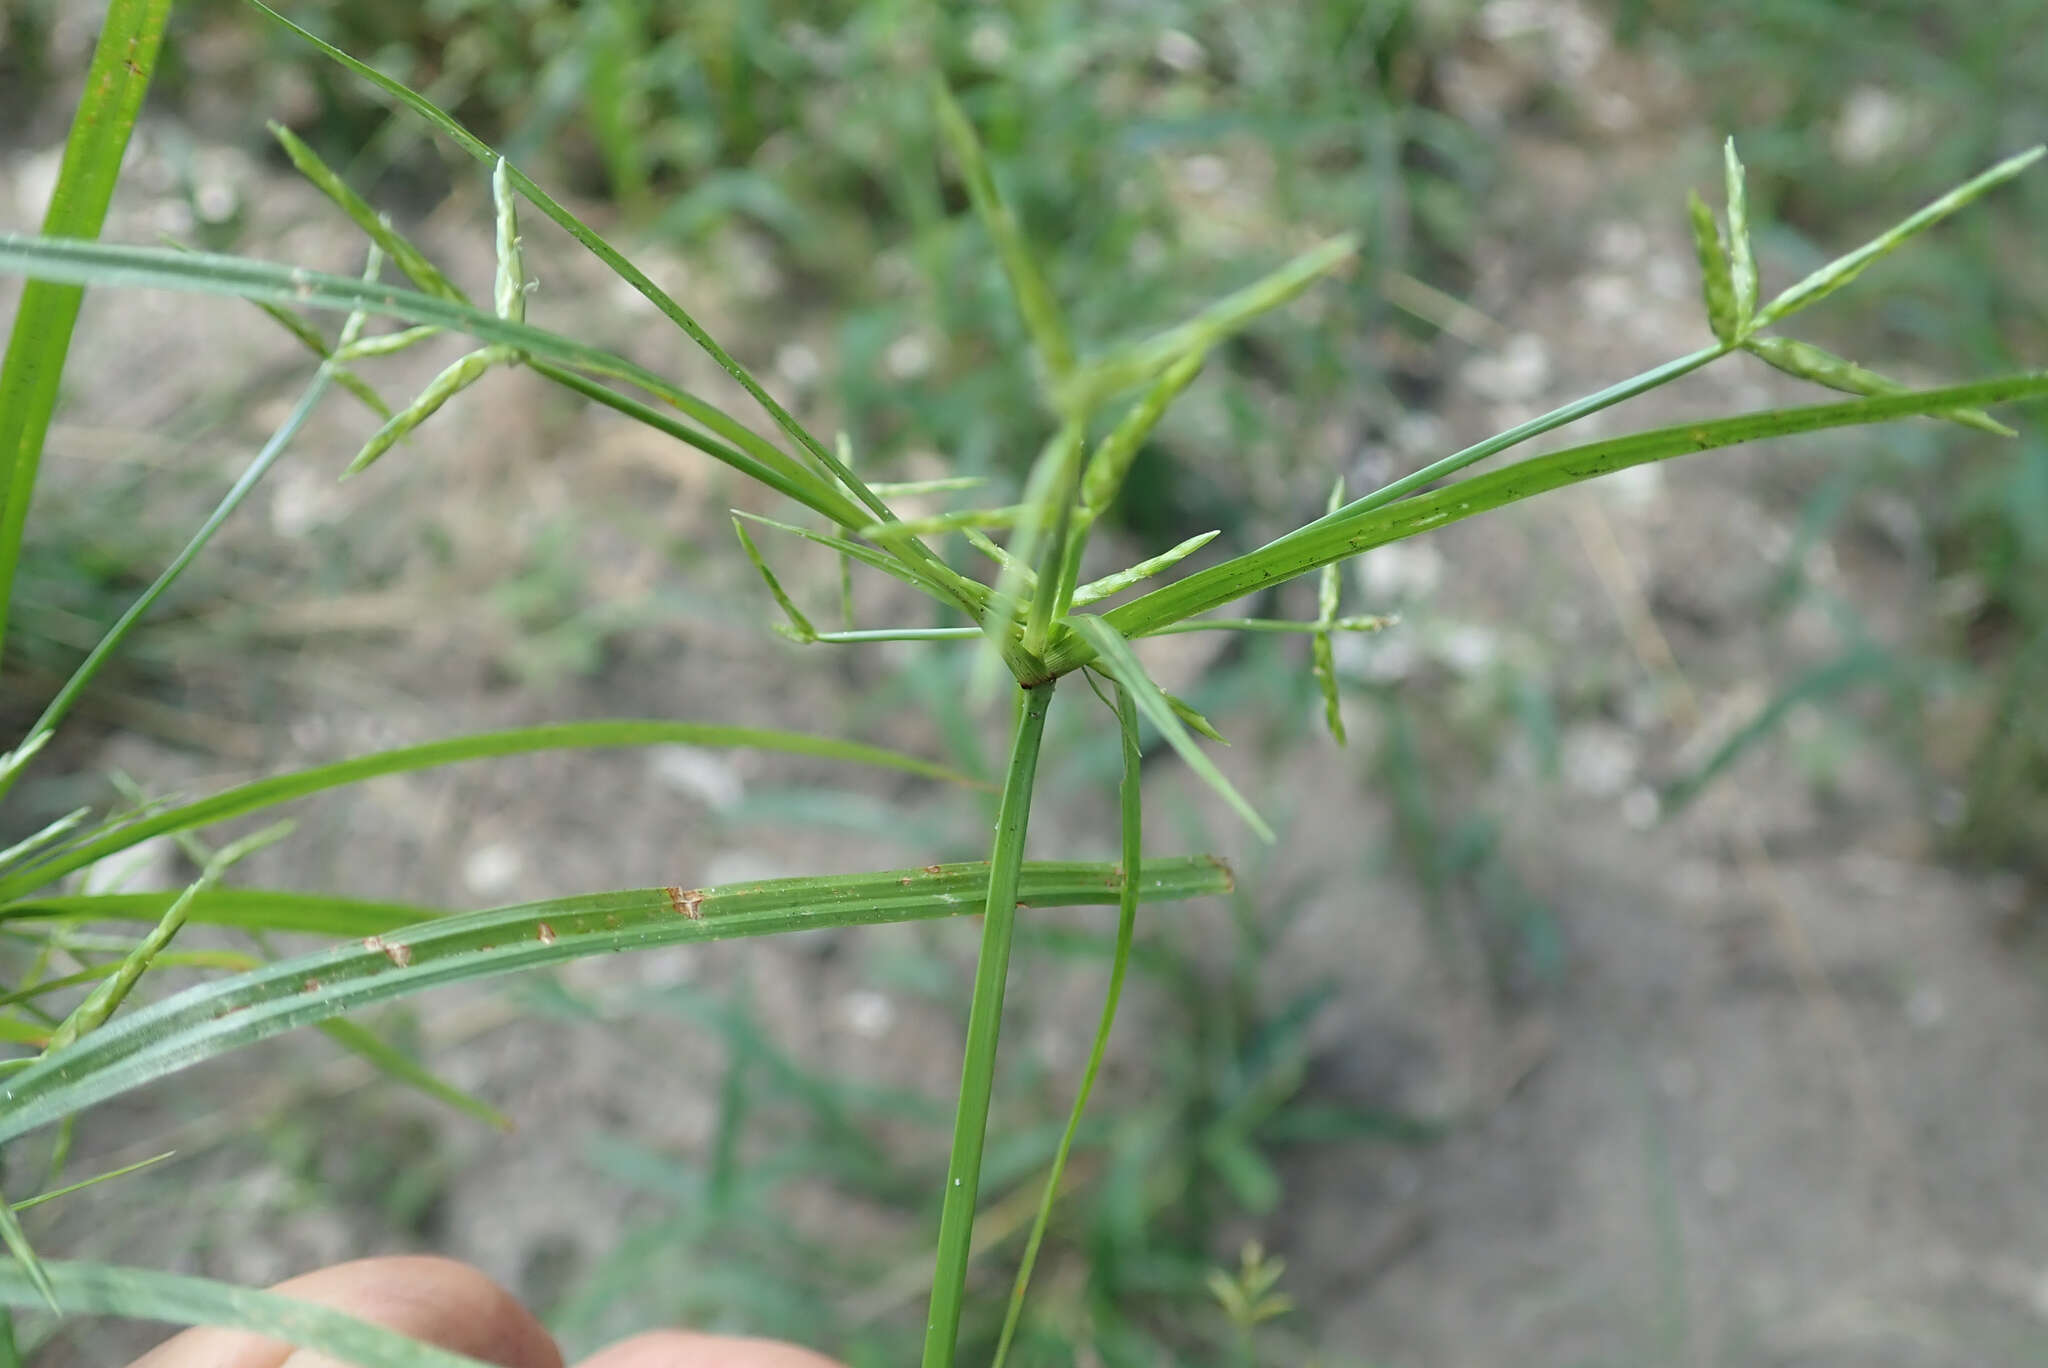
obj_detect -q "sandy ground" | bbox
[7,13,2048,1367]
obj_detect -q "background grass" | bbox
[3,1,2045,1364]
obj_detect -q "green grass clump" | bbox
[0,3,2045,1365]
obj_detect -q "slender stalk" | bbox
[923,683,1057,1367]
[991,681,1143,1366]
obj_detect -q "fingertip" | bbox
[575,1329,845,1368]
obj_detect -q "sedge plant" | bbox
[1,3,2046,1364]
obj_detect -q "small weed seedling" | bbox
[1,4,2046,1365]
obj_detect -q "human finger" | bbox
[127,1255,565,1368]
[575,1329,844,1368]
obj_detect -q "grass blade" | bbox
[0,236,854,521]
[0,1207,51,1314]
[10,1153,176,1214]
[1755,144,2044,328]
[732,511,993,615]
[1660,646,1892,813]
[924,685,1058,1368]
[0,0,172,671]
[268,123,461,302]
[1280,342,1732,560]
[0,810,89,879]
[0,720,984,902]
[1068,616,1273,842]
[933,82,1074,384]
[732,518,817,642]
[0,856,1230,1147]
[1,890,438,937]
[1053,369,2048,665]
[527,364,869,530]
[1056,238,1355,415]
[315,1019,510,1131]
[993,682,1144,1366]
[0,1261,497,1368]
[0,953,279,1013]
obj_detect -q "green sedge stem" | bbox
[992,682,1142,1366]
[924,683,1056,1368]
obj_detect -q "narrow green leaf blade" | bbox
[732,517,817,642]
[1,889,438,937]
[0,236,850,518]
[1057,238,1354,414]
[732,510,990,614]
[528,363,869,529]
[1069,616,1272,841]
[1060,370,2048,661]
[269,122,462,302]
[0,1206,53,1314]
[316,1019,511,1131]
[933,83,1074,381]
[0,0,172,674]
[0,859,1230,1147]
[0,721,984,901]
[10,1152,176,1213]
[862,505,1024,541]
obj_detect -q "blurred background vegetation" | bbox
[3,0,2045,1363]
